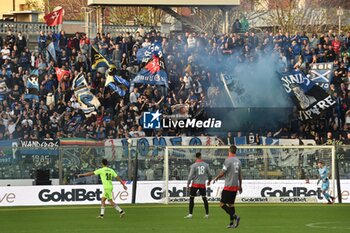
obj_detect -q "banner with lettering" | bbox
[19,140,59,166]
[104,136,219,159]
[280,70,336,121]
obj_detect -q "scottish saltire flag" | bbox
[91,46,115,70]
[308,63,333,91]
[24,75,39,101]
[134,56,168,87]
[105,74,129,97]
[280,70,336,121]
[46,42,57,63]
[72,73,88,90]
[137,42,163,63]
[234,136,247,145]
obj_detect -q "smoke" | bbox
[193,49,293,133]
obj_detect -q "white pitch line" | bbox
[306,222,350,230]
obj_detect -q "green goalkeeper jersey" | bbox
[94,167,118,190]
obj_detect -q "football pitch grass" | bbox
[1,204,349,233]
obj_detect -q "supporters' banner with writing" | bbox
[280,71,336,121]
[20,139,59,156]
[136,42,163,63]
[18,139,59,167]
[24,75,39,101]
[0,139,18,164]
[75,87,101,117]
[104,136,219,159]
[134,56,168,87]
[261,137,316,146]
[308,63,333,91]
[0,80,9,101]
[91,46,115,70]
[105,74,129,97]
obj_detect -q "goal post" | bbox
[163,145,336,204]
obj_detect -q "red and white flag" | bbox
[44,8,64,26]
[55,68,70,82]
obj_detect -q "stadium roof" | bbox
[87,0,240,6]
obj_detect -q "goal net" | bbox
[162,145,336,204]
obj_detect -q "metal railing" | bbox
[0,21,59,34]
[0,21,160,36]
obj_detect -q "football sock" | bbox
[114,205,123,213]
[230,206,236,217]
[100,206,105,216]
[189,197,195,214]
[221,204,231,216]
[202,197,209,215]
[324,193,331,201]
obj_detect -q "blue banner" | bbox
[134,69,168,87]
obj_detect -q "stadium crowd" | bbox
[0,25,350,145]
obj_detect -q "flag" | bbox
[75,87,101,117]
[280,70,336,121]
[55,67,70,82]
[72,73,88,90]
[133,56,168,87]
[308,63,334,91]
[136,42,163,63]
[91,46,115,70]
[24,75,39,101]
[105,74,130,96]
[72,73,100,117]
[30,69,39,76]
[0,80,9,101]
[46,42,57,63]
[44,7,64,26]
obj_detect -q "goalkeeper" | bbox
[317,161,335,204]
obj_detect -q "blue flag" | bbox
[105,74,130,97]
[134,56,168,87]
[136,42,163,63]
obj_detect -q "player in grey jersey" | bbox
[184,152,211,219]
[213,145,242,228]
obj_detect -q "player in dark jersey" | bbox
[213,145,242,228]
[185,152,212,219]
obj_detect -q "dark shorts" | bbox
[220,190,237,204]
[190,187,206,197]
